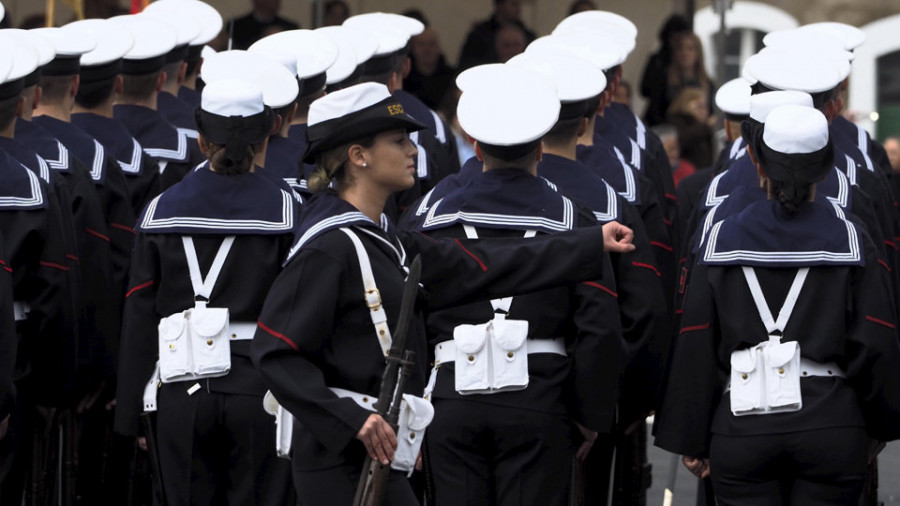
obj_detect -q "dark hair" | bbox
[207,142,256,175]
[75,77,117,109]
[38,75,72,103]
[568,0,596,15]
[272,103,294,133]
[185,59,201,77]
[659,14,691,46]
[769,178,811,214]
[309,135,376,192]
[479,140,540,165]
[543,116,584,146]
[163,61,182,86]
[122,71,161,101]
[401,8,428,26]
[0,95,19,131]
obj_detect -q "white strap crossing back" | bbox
[742,266,809,334]
[463,225,536,314]
[340,228,393,356]
[182,236,235,299]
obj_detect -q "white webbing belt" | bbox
[182,235,235,300]
[329,387,378,411]
[13,302,30,322]
[740,266,843,379]
[433,338,566,366]
[339,228,393,357]
[228,322,257,341]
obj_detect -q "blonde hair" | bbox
[666,86,705,118]
[308,135,376,192]
[667,32,711,95]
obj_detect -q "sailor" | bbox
[140,0,223,110]
[508,46,674,505]
[115,79,298,505]
[138,6,202,138]
[249,29,338,199]
[409,62,623,505]
[250,81,635,505]
[110,14,206,190]
[68,18,162,216]
[0,47,76,505]
[655,104,900,505]
[316,24,377,92]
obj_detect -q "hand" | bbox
[356,414,397,465]
[682,455,710,478]
[601,221,635,253]
[138,437,147,451]
[574,423,597,462]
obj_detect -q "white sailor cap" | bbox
[343,14,411,54]
[802,22,865,51]
[143,0,222,47]
[110,15,178,75]
[507,47,606,116]
[343,12,424,38]
[30,27,96,76]
[0,2,5,24]
[457,65,560,148]
[305,82,425,163]
[201,45,216,60]
[764,105,828,154]
[749,90,813,123]
[315,26,377,86]
[455,63,556,95]
[249,30,337,96]
[0,30,38,97]
[743,50,845,95]
[715,78,752,119]
[528,32,626,71]
[15,30,55,68]
[0,54,11,85]
[65,19,134,71]
[202,78,264,117]
[202,50,299,109]
[552,10,637,56]
[138,10,200,64]
[251,49,298,76]
[763,29,848,58]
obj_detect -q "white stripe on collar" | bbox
[828,168,849,208]
[414,187,437,217]
[0,168,43,208]
[593,183,619,223]
[430,110,446,144]
[422,195,575,232]
[45,140,70,170]
[856,124,875,172]
[118,138,144,174]
[410,130,429,179]
[629,138,642,170]
[90,140,106,181]
[704,171,729,208]
[140,189,294,232]
[35,156,50,183]
[612,146,637,203]
[542,177,558,192]
[729,138,745,160]
[702,205,861,264]
[183,129,199,139]
[285,210,373,262]
[634,114,646,150]
[844,154,857,186]
[357,226,407,267]
[144,128,192,162]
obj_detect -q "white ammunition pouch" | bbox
[13,301,30,322]
[329,387,434,476]
[729,266,843,416]
[158,236,235,384]
[263,391,294,459]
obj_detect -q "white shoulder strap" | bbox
[340,227,393,357]
[462,225,536,314]
[742,266,810,334]
[182,236,235,299]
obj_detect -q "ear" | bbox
[402,56,411,80]
[535,142,543,162]
[746,144,758,165]
[576,117,589,138]
[113,75,124,95]
[197,134,209,154]
[347,143,367,167]
[15,96,25,118]
[177,62,188,85]
[155,72,167,93]
[69,75,80,98]
[32,87,42,110]
[270,115,283,136]
[474,141,485,162]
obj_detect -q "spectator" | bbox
[494,22,527,63]
[457,0,536,71]
[568,0,596,15]
[227,0,299,50]
[322,0,349,27]
[640,14,691,126]
[653,124,697,187]
[666,86,714,169]
[403,12,456,110]
[613,79,633,110]
[885,136,900,172]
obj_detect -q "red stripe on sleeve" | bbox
[663,218,673,226]
[110,223,136,234]
[884,240,898,251]
[632,261,661,277]
[650,241,673,252]
[125,280,154,298]
[866,315,895,329]
[66,254,79,262]
[85,228,110,242]
[665,193,678,202]
[257,320,299,351]
[582,281,617,298]
[878,259,891,272]
[40,261,69,271]
[679,323,710,334]
[453,238,488,272]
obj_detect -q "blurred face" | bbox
[674,35,699,70]
[323,3,349,26]
[885,138,900,172]
[688,95,708,123]
[661,134,680,168]
[411,28,441,70]
[253,0,280,18]
[495,26,526,63]
[496,0,522,22]
[361,129,419,192]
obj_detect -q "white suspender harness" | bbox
[742,266,808,336]
[183,236,235,301]
[339,227,395,357]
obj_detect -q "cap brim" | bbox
[303,114,425,164]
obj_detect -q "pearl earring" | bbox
[362,162,368,167]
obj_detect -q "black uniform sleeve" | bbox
[0,234,16,418]
[251,247,373,454]
[400,225,608,309]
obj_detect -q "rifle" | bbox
[140,412,168,506]
[353,255,422,506]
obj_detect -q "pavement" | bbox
[644,420,900,505]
